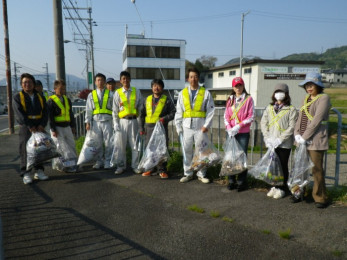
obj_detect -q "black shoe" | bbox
[237,185,247,192]
[227,183,238,191]
[290,195,302,203]
[315,202,328,209]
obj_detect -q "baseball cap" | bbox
[232,77,244,87]
[106,77,115,83]
[298,72,324,88]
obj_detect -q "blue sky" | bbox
[1,0,347,83]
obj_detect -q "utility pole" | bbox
[53,0,66,82]
[14,62,21,92]
[43,63,50,91]
[239,11,250,78]
[79,48,89,89]
[88,8,95,89]
[2,0,14,134]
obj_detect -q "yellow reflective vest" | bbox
[50,95,71,122]
[117,87,137,118]
[145,95,167,123]
[19,91,44,119]
[43,91,49,101]
[182,87,206,118]
[92,89,112,115]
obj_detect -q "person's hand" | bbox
[201,126,208,133]
[264,138,271,148]
[227,129,233,138]
[159,118,165,124]
[295,135,301,143]
[52,131,58,138]
[86,123,90,131]
[140,131,146,135]
[229,124,240,136]
[29,126,37,133]
[177,127,183,136]
[272,138,282,148]
[298,135,306,145]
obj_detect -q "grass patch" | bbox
[210,210,220,218]
[262,230,271,235]
[278,229,291,240]
[75,136,85,155]
[167,150,184,173]
[187,204,205,213]
[327,186,347,203]
[222,216,233,223]
[331,250,344,257]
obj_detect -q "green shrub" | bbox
[75,136,85,155]
[167,150,183,173]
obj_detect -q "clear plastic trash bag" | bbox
[52,137,77,171]
[77,130,102,165]
[110,130,124,167]
[287,143,314,199]
[248,147,284,185]
[220,136,247,176]
[137,122,170,172]
[26,132,60,170]
[190,131,222,172]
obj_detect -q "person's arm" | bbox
[112,91,121,130]
[224,98,232,130]
[39,95,48,130]
[174,91,183,134]
[85,93,93,125]
[202,90,215,130]
[12,93,29,126]
[239,97,254,130]
[47,99,57,132]
[260,106,270,140]
[161,98,176,123]
[138,99,146,132]
[68,98,76,132]
[278,106,298,142]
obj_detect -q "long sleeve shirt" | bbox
[47,95,76,132]
[85,88,113,123]
[174,86,215,131]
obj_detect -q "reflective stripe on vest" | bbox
[50,95,71,122]
[117,87,137,118]
[19,91,44,119]
[230,96,249,124]
[145,95,167,123]
[182,87,206,118]
[300,94,323,121]
[268,105,291,132]
[92,89,112,115]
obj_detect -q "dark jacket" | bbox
[13,90,48,128]
[47,95,76,132]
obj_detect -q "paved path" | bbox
[0,133,346,259]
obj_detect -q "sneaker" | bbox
[104,162,112,169]
[159,172,168,179]
[23,173,32,185]
[180,175,193,183]
[273,188,285,199]
[34,169,49,181]
[133,168,142,174]
[93,162,103,169]
[198,176,210,184]
[315,202,328,209]
[114,168,125,175]
[267,187,276,197]
[142,171,151,177]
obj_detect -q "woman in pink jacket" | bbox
[224,77,255,191]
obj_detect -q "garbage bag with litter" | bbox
[220,136,247,176]
[52,136,77,171]
[77,130,102,165]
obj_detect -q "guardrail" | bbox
[72,105,344,186]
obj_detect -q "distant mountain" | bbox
[0,73,86,92]
[281,45,347,70]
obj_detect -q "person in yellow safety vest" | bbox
[174,67,215,184]
[294,72,331,208]
[139,79,176,179]
[47,79,78,173]
[13,73,49,184]
[35,80,50,101]
[112,71,144,175]
[260,83,298,199]
[85,73,114,169]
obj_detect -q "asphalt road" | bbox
[0,133,346,259]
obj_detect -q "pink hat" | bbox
[232,77,244,87]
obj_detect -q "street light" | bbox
[240,11,250,78]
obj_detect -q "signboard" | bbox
[261,67,288,73]
[292,67,320,73]
[264,74,306,80]
[88,72,93,84]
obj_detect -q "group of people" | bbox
[13,68,330,209]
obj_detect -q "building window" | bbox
[229,70,236,76]
[244,68,252,74]
[128,68,180,80]
[208,73,213,79]
[218,72,224,77]
[126,45,180,59]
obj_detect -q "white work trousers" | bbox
[183,126,206,178]
[51,126,77,160]
[91,120,113,165]
[117,118,139,170]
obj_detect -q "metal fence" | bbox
[72,106,345,186]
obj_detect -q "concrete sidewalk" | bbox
[0,133,346,259]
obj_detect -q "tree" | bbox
[78,89,92,100]
[198,55,217,68]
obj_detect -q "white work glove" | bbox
[297,135,306,145]
[230,124,241,137]
[264,138,271,148]
[272,138,282,148]
[295,135,301,143]
[227,129,233,138]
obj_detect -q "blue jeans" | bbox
[229,132,249,186]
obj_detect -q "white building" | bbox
[203,59,324,108]
[122,34,186,90]
[322,69,347,83]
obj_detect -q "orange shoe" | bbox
[159,172,168,179]
[142,171,151,177]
